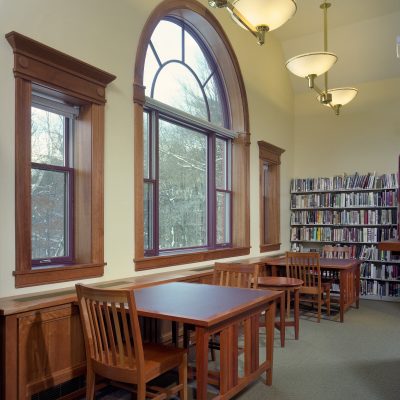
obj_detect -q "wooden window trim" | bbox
[6,31,116,287]
[133,0,250,271]
[258,141,285,253]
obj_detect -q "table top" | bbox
[265,256,361,270]
[134,282,281,327]
[257,276,304,288]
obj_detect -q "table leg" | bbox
[220,324,238,394]
[265,301,276,386]
[294,288,300,340]
[279,291,285,347]
[355,265,360,308]
[339,271,345,323]
[195,327,210,400]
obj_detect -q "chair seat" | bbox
[143,344,187,381]
[92,344,187,384]
[257,276,303,288]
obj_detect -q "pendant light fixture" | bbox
[285,1,357,115]
[208,0,297,45]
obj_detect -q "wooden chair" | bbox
[76,284,187,400]
[321,245,351,282]
[183,263,260,359]
[257,276,303,347]
[285,252,331,323]
[212,262,260,288]
[322,245,351,259]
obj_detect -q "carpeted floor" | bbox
[93,299,400,399]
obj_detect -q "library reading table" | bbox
[264,256,361,322]
[135,282,281,400]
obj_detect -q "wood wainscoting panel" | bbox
[17,304,86,399]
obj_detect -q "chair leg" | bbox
[86,367,95,400]
[317,294,321,323]
[179,353,188,400]
[137,382,146,400]
[286,290,291,318]
[326,288,331,317]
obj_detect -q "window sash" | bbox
[145,96,237,139]
[32,93,79,119]
[144,109,232,256]
[31,166,74,266]
[30,100,75,267]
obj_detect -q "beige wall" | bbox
[0,0,294,297]
[293,78,400,177]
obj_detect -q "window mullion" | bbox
[208,133,216,248]
[153,111,160,255]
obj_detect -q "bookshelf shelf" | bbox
[361,295,400,302]
[291,206,397,210]
[291,223,396,227]
[360,277,400,283]
[290,173,399,301]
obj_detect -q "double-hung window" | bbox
[8,31,115,287]
[31,95,78,266]
[143,18,235,256]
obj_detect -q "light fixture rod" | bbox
[321,2,331,96]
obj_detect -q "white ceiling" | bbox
[272,0,400,94]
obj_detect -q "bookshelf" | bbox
[290,172,400,302]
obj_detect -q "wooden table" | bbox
[134,282,281,400]
[264,257,361,323]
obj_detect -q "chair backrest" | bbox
[286,252,321,289]
[322,245,351,259]
[76,284,144,376]
[213,263,259,288]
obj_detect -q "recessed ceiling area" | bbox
[273,0,400,94]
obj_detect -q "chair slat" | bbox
[111,302,125,367]
[213,263,259,289]
[286,252,329,322]
[103,301,117,365]
[120,301,133,368]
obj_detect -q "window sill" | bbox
[13,263,106,288]
[134,247,250,271]
[260,243,281,253]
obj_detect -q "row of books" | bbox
[289,243,400,262]
[290,209,397,226]
[290,226,397,243]
[358,245,398,262]
[291,191,397,209]
[291,172,398,192]
[360,263,400,280]
[360,280,400,297]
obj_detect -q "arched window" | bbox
[134,0,250,270]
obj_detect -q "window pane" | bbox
[204,74,224,127]
[153,63,208,119]
[31,169,67,259]
[184,30,212,85]
[150,20,182,65]
[31,107,65,166]
[144,112,150,179]
[216,138,227,189]
[159,120,207,249]
[144,182,154,251]
[144,45,160,97]
[217,191,230,244]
